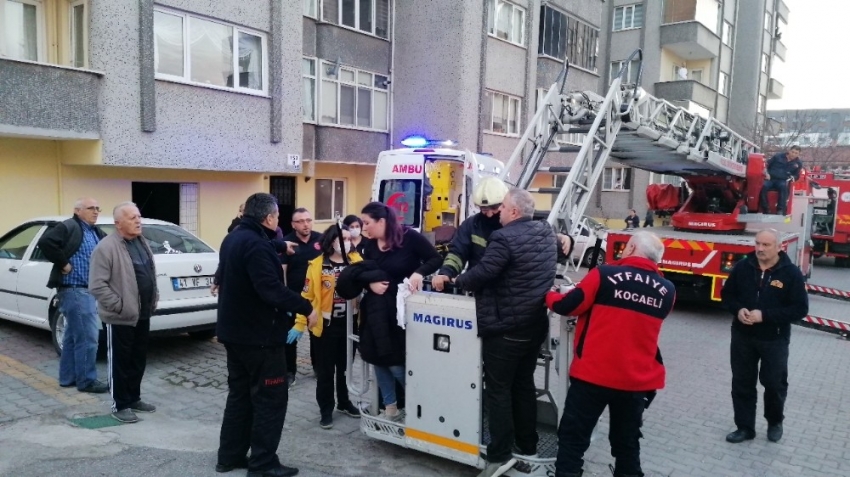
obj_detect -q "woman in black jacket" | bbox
[343,202,441,422]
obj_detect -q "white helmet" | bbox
[472,177,509,207]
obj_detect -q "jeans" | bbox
[482,328,547,463]
[374,365,405,406]
[310,319,352,417]
[106,319,150,411]
[218,343,289,472]
[730,328,789,432]
[555,378,648,477]
[57,288,100,390]
[760,179,790,213]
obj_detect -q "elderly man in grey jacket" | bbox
[89,201,158,424]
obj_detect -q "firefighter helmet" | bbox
[472,177,509,207]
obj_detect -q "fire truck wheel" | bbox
[583,248,605,268]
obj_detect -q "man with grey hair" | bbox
[721,229,807,444]
[455,187,558,477]
[38,197,108,393]
[90,202,158,423]
[546,231,675,477]
[215,193,317,477]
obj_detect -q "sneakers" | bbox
[287,373,297,389]
[379,408,405,423]
[477,458,517,477]
[767,423,783,442]
[111,408,140,423]
[725,428,756,443]
[337,402,362,418]
[215,456,248,473]
[79,380,109,394]
[129,400,156,413]
[320,415,333,429]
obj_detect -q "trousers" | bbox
[730,328,789,432]
[57,288,100,390]
[106,319,150,411]
[310,319,352,417]
[218,343,289,472]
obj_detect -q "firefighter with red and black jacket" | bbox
[546,231,676,477]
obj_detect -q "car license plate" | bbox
[172,276,213,291]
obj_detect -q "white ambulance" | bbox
[371,136,505,241]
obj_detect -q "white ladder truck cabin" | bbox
[346,49,809,477]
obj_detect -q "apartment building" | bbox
[595,0,789,223]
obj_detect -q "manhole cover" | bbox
[69,415,125,429]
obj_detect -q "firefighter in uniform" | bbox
[546,231,675,477]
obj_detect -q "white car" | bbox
[572,216,608,268]
[0,217,218,355]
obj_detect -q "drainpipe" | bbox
[389,0,396,149]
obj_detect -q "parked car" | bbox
[0,217,218,355]
[572,216,608,268]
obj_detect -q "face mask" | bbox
[334,242,352,254]
[349,228,361,238]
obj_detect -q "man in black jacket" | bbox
[215,193,317,477]
[455,188,557,477]
[37,197,108,393]
[721,229,808,445]
[759,145,803,215]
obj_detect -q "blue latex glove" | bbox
[286,328,302,344]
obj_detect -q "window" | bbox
[721,21,733,46]
[179,183,199,236]
[2,0,45,62]
[379,179,421,228]
[69,0,86,67]
[761,53,769,74]
[603,167,632,191]
[485,91,521,136]
[610,59,640,84]
[99,223,214,254]
[764,11,771,31]
[315,179,346,221]
[153,8,268,94]
[538,6,567,59]
[613,4,643,31]
[319,62,389,130]
[718,71,729,96]
[649,172,683,186]
[302,58,316,121]
[0,224,41,260]
[690,69,703,83]
[327,0,390,39]
[758,94,766,114]
[488,0,526,47]
[566,16,599,72]
[303,0,317,18]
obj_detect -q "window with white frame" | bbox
[610,59,640,85]
[302,58,316,121]
[603,167,632,191]
[315,179,346,221]
[539,5,567,59]
[613,4,643,31]
[721,21,733,46]
[69,0,87,67]
[179,183,199,235]
[319,62,388,130]
[649,172,683,187]
[566,16,599,72]
[325,0,390,39]
[303,0,317,18]
[153,8,268,94]
[2,0,46,62]
[485,91,521,136]
[488,0,526,47]
[764,11,771,31]
[718,71,729,96]
[761,52,769,74]
[758,94,766,114]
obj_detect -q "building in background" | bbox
[766,108,850,171]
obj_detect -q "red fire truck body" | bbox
[806,170,850,266]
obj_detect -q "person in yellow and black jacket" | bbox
[290,223,362,430]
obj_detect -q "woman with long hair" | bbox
[357,202,441,421]
[292,223,362,429]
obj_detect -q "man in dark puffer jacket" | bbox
[455,188,557,477]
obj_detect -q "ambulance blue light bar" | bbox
[401,135,457,148]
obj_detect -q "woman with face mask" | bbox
[343,214,368,255]
[292,223,362,429]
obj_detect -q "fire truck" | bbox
[605,151,816,301]
[349,49,810,476]
[805,168,850,267]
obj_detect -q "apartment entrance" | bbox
[269,176,296,235]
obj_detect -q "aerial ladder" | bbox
[348,50,765,477]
